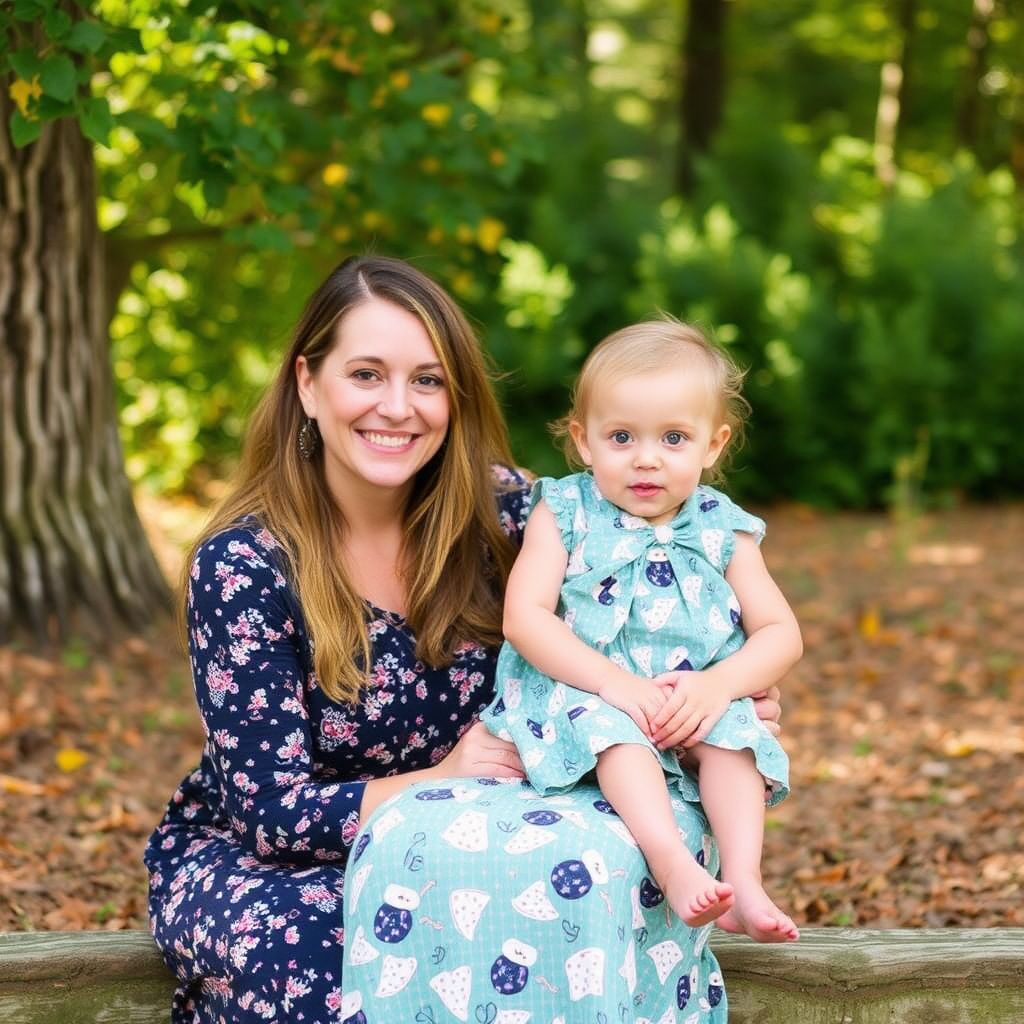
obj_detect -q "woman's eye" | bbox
[414,375,444,389]
[611,431,631,445]
[664,431,686,446]
[352,369,380,382]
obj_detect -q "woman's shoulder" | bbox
[195,519,285,560]
[189,519,293,586]
[491,463,533,491]
[491,464,534,540]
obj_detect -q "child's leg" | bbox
[690,744,799,942]
[596,744,734,928]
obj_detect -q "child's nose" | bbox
[634,442,661,467]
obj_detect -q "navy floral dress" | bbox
[144,467,531,1023]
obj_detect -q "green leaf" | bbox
[79,96,115,146]
[225,221,293,251]
[101,26,145,56]
[36,94,74,120]
[9,48,41,80]
[66,20,108,55]
[202,170,231,210]
[10,110,42,147]
[12,0,45,21]
[43,7,73,39]
[117,111,177,148]
[264,182,306,215]
[40,55,77,103]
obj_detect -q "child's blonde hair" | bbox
[552,317,749,485]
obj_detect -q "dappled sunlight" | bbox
[907,542,985,566]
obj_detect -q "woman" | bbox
[145,255,782,1023]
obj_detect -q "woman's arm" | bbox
[502,501,667,734]
[188,528,372,866]
[359,721,525,822]
[651,532,801,748]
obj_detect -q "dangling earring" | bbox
[298,416,320,460]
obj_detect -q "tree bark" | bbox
[955,0,994,151]
[0,92,170,642]
[874,0,917,188]
[1008,0,1024,191]
[677,0,727,197]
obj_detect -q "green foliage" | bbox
[4,0,1023,505]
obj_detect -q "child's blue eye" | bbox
[664,431,685,446]
[611,431,631,444]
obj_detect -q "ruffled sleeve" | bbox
[693,485,766,570]
[529,474,585,552]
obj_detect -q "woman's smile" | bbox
[359,430,417,450]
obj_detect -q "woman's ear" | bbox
[568,420,593,466]
[702,423,732,469]
[295,355,317,419]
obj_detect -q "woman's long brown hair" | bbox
[181,255,519,702]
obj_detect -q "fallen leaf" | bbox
[55,748,89,773]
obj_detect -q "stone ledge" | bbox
[1,928,1022,1023]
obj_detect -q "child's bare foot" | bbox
[657,855,735,928]
[716,876,799,942]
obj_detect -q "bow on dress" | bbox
[543,476,763,679]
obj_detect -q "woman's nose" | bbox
[377,382,412,419]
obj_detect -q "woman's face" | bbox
[296,298,450,505]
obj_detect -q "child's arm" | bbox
[651,531,802,749]
[503,500,668,736]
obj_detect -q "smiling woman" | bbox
[144,255,530,1023]
[295,300,450,507]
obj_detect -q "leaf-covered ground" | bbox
[1,498,1022,932]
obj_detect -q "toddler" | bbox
[484,319,801,941]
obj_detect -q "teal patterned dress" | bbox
[340,475,785,1024]
[482,473,789,808]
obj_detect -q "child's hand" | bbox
[649,672,730,749]
[597,673,668,738]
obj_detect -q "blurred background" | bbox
[1,0,1022,932]
[9,0,1024,511]
[105,1,1024,508]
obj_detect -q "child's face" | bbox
[569,365,730,525]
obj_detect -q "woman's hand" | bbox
[751,685,783,737]
[437,721,526,780]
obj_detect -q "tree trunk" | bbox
[677,0,727,197]
[874,0,917,188]
[1008,0,1024,191]
[0,92,170,642]
[955,0,994,150]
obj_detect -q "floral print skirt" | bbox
[341,778,727,1024]
[147,825,349,1023]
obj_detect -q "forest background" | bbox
[1,0,1023,931]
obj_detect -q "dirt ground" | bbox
[1,497,1022,931]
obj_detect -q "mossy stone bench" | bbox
[1,928,1022,1022]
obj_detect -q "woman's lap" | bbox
[148,828,346,1024]
[342,778,727,1023]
